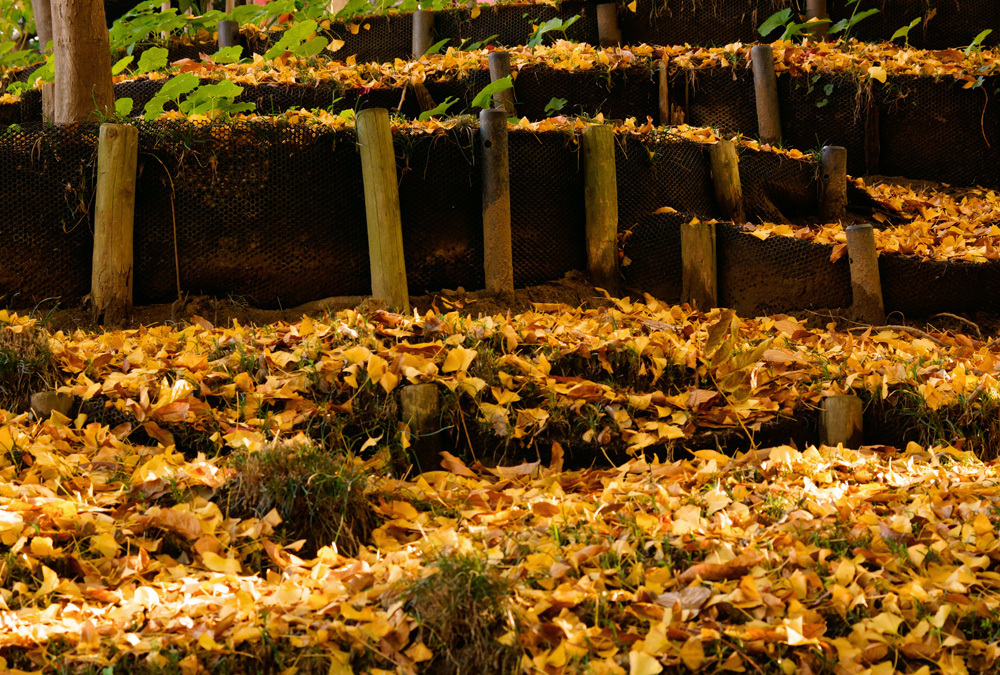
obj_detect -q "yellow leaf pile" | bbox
[744,179,1000,263]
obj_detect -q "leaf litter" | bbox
[2,299,1000,673]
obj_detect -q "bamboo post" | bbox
[820,145,847,221]
[658,59,670,126]
[487,50,515,116]
[91,124,138,327]
[217,20,239,48]
[31,0,52,51]
[681,220,717,309]
[412,9,434,57]
[357,108,410,312]
[805,0,829,39]
[820,395,863,447]
[400,383,441,473]
[709,139,745,222]
[596,3,621,48]
[582,125,620,295]
[41,82,55,121]
[480,108,513,298]
[750,45,781,145]
[845,224,885,325]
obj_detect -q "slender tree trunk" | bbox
[52,0,114,124]
[31,0,52,52]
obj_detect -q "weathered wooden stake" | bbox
[412,9,435,57]
[31,0,52,51]
[820,394,863,447]
[52,0,114,124]
[357,108,410,312]
[805,0,830,39]
[582,125,620,295]
[91,124,138,326]
[487,50,515,116]
[681,220,717,309]
[480,108,514,298]
[750,45,781,145]
[845,223,885,325]
[41,81,55,121]
[709,139,745,223]
[217,20,239,49]
[820,145,847,221]
[658,59,670,126]
[596,3,621,48]
[400,383,441,472]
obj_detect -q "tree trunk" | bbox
[52,0,114,124]
[31,0,52,52]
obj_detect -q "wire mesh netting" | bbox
[877,75,1000,188]
[133,123,370,307]
[508,129,588,285]
[623,0,800,48]
[0,123,98,304]
[880,256,1000,317]
[718,221,851,315]
[396,126,484,293]
[827,0,1000,50]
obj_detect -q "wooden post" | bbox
[91,124,138,327]
[681,220,717,310]
[487,50,515,116]
[805,0,829,39]
[412,9,434,57]
[480,108,513,298]
[225,0,234,12]
[658,59,670,126]
[52,0,114,124]
[31,0,52,51]
[750,45,781,145]
[820,395,863,447]
[400,383,441,473]
[30,391,75,419]
[41,82,55,122]
[596,3,621,48]
[845,224,885,325]
[217,20,239,48]
[582,125,620,295]
[820,145,847,221]
[709,139,745,223]
[357,108,410,313]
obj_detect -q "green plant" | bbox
[223,442,376,556]
[418,95,458,120]
[526,15,579,48]
[966,29,993,57]
[402,552,520,675]
[459,34,498,51]
[759,1,877,42]
[544,97,567,114]
[828,0,879,39]
[470,76,512,109]
[890,17,921,47]
[264,19,328,60]
[143,73,255,120]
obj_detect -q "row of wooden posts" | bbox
[88,89,885,327]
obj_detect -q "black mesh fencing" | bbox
[2,119,998,320]
[877,75,1000,188]
[236,0,998,58]
[0,124,98,305]
[718,222,852,315]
